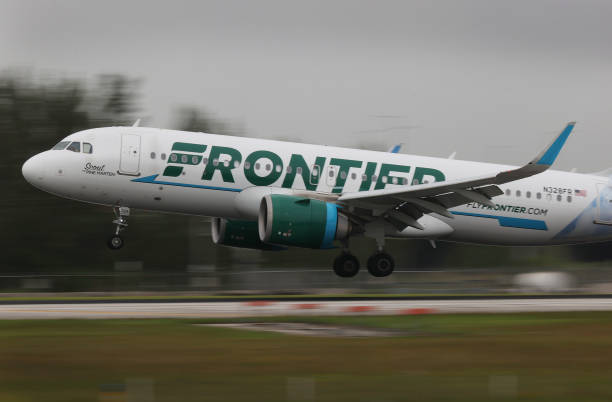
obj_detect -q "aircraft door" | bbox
[119,134,141,175]
[596,183,612,224]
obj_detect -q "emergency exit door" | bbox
[119,134,141,175]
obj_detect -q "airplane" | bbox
[20,121,612,278]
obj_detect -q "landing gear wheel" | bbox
[367,252,395,277]
[107,235,124,250]
[333,253,360,278]
[108,206,129,250]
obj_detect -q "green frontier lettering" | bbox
[172,142,207,153]
[374,164,411,190]
[359,162,377,191]
[163,143,207,177]
[244,150,283,186]
[412,167,445,184]
[329,158,362,193]
[201,146,242,183]
[281,154,326,191]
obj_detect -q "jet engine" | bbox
[211,217,283,250]
[258,194,351,249]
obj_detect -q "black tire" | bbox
[367,252,395,277]
[107,235,124,250]
[333,253,360,278]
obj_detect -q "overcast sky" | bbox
[2,0,611,170]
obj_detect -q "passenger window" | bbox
[161,153,166,160]
[52,141,70,150]
[351,172,356,180]
[66,142,80,152]
[505,189,510,196]
[557,194,562,202]
[516,190,521,197]
[287,166,293,174]
[567,195,572,203]
[150,152,156,159]
[526,191,531,198]
[537,192,542,199]
[83,143,93,154]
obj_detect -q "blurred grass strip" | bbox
[1,313,612,401]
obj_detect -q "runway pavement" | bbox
[2,297,612,318]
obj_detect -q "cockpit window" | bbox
[52,141,70,150]
[83,143,93,154]
[66,141,81,153]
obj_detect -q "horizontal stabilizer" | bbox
[388,143,403,153]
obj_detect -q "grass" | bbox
[1,313,612,401]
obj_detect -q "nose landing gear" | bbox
[107,206,129,250]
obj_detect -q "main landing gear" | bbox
[332,241,395,278]
[367,252,395,277]
[333,252,360,278]
[107,206,129,250]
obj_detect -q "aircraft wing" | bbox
[338,122,575,229]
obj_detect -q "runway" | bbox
[2,297,612,319]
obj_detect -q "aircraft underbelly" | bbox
[446,214,553,245]
[113,184,237,217]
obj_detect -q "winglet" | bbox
[530,122,575,166]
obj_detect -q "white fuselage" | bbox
[22,126,612,246]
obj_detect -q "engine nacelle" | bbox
[258,194,351,249]
[211,218,282,250]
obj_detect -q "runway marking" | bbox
[294,303,321,310]
[400,308,438,315]
[2,298,612,319]
[344,305,377,313]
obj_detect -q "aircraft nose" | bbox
[22,154,45,185]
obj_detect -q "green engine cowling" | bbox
[258,194,351,249]
[211,218,283,250]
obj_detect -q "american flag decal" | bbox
[575,189,587,197]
